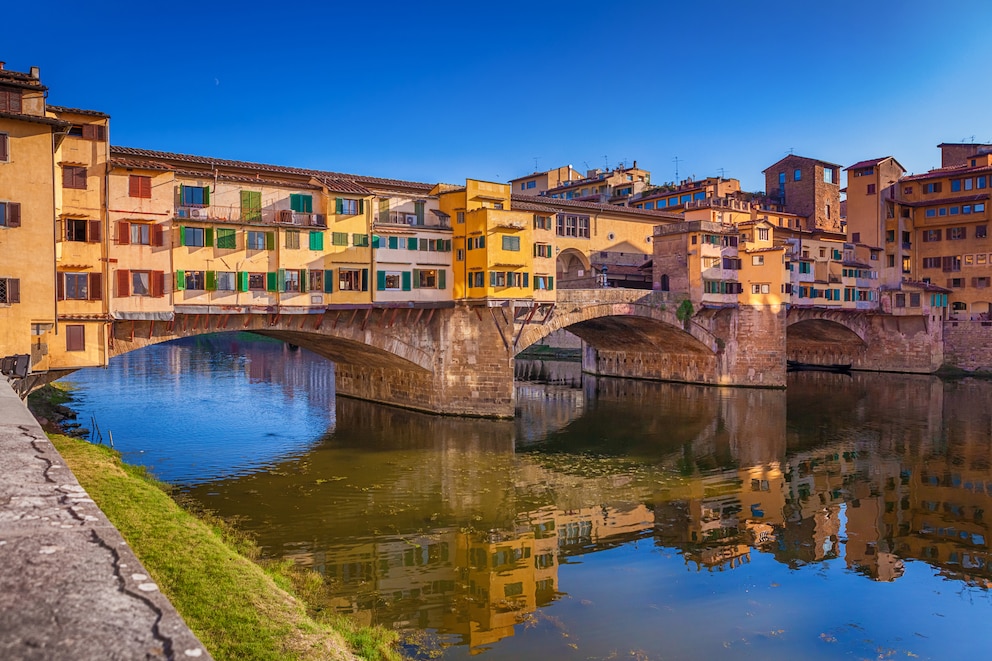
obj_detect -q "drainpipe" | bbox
[369,195,376,305]
[102,122,111,365]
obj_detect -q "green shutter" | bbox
[300,269,308,292]
[415,200,425,224]
[324,269,334,293]
[444,239,451,252]
[175,270,185,291]
[205,227,214,248]
[353,233,367,247]
[178,225,186,247]
[376,270,386,291]
[479,236,485,248]
[402,271,411,291]
[335,198,343,215]
[205,270,216,291]
[523,273,529,288]
[388,236,398,249]
[548,276,554,290]
[309,231,323,251]
[408,237,418,250]
[419,238,428,252]
[358,199,365,214]
[266,271,278,292]
[372,235,380,249]
[412,269,420,289]
[237,271,248,292]
[178,184,185,206]
[203,186,210,206]
[361,269,368,291]
[265,231,275,251]
[277,269,286,292]
[378,198,389,221]
[241,190,261,222]
[490,271,496,287]
[438,269,446,290]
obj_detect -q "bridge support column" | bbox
[334,304,516,418]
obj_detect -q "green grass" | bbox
[50,435,402,661]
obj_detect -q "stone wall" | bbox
[943,320,992,372]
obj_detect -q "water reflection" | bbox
[180,371,992,657]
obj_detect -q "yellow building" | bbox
[0,64,63,374]
[509,164,583,196]
[842,156,906,286]
[632,176,741,212]
[50,106,111,369]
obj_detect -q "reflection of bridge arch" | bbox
[109,311,437,373]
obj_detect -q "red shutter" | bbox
[141,177,151,198]
[7,202,20,228]
[8,278,18,304]
[129,175,139,197]
[88,219,102,243]
[117,221,130,245]
[150,271,164,298]
[56,273,65,300]
[88,272,102,301]
[0,134,7,161]
[116,269,130,297]
[151,224,163,246]
[81,124,96,140]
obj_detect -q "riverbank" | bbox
[30,385,401,661]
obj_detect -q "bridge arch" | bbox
[785,308,870,345]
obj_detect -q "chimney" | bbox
[30,66,40,79]
[0,62,5,70]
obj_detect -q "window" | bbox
[926,209,936,218]
[823,168,834,184]
[241,190,262,222]
[490,271,506,287]
[127,223,150,245]
[556,214,590,238]
[950,206,960,215]
[215,271,236,291]
[456,248,464,261]
[247,231,267,250]
[309,270,323,292]
[351,233,367,248]
[457,212,465,224]
[63,166,87,189]
[757,227,769,240]
[62,273,90,300]
[0,277,19,304]
[65,325,84,352]
[942,256,961,272]
[922,257,941,269]
[533,215,552,230]
[67,124,106,141]
[949,278,964,288]
[903,185,913,195]
[502,235,520,251]
[965,178,974,191]
[866,183,876,195]
[414,269,439,289]
[248,273,266,291]
[380,271,405,291]
[963,205,972,214]
[129,175,151,198]
[336,198,361,215]
[66,218,101,243]
[910,293,921,307]
[751,284,770,294]
[215,228,236,249]
[283,269,301,292]
[923,229,942,242]
[183,226,207,247]
[290,194,312,213]
[534,275,554,290]
[0,201,20,228]
[887,255,896,267]
[184,270,205,290]
[180,185,209,207]
[339,268,366,291]
[332,232,348,246]
[0,88,23,113]
[285,229,300,249]
[131,271,151,296]
[976,203,987,213]
[778,172,786,186]
[951,179,962,192]
[752,255,764,266]
[947,227,966,240]
[534,243,552,258]
[115,270,164,297]
[977,225,988,239]
[794,168,802,181]
[924,182,942,194]
[895,293,906,308]
[526,180,536,189]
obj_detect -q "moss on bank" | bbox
[49,434,401,661]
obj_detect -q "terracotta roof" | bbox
[746,245,786,253]
[844,156,905,172]
[881,280,950,293]
[901,163,992,182]
[762,154,842,172]
[48,105,110,118]
[111,146,433,193]
[0,110,69,128]
[0,69,46,91]
[899,193,989,208]
[109,157,174,172]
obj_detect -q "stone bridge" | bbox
[786,306,943,373]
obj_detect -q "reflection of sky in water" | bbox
[62,333,336,485]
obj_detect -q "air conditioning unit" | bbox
[188,208,208,219]
[176,208,190,218]
[405,214,417,224]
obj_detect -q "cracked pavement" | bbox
[0,381,211,660]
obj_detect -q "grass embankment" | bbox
[49,433,401,661]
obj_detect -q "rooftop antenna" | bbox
[604,155,609,171]
[717,167,726,178]
[673,155,681,182]
[787,147,795,155]
[533,156,540,170]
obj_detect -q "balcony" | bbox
[378,210,450,229]
[173,206,326,228]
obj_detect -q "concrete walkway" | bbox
[0,380,210,660]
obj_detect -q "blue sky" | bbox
[6,0,992,192]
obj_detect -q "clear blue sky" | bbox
[6,0,992,192]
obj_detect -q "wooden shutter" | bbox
[205,271,217,291]
[412,269,420,289]
[300,269,308,292]
[204,227,214,247]
[415,201,425,224]
[129,175,140,197]
[178,225,186,246]
[402,271,411,291]
[116,269,131,297]
[175,270,185,291]
[0,134,7,161]
[65,325,85,352]
[151,271,164,297]
[117,221,130,245]
[56,273,65,300]
[88,219,102,243]
[237,271,248,292]
[277,269,286,291]
[7,278,18,303]
[151,224,164,246]
[7,202,20,227]
[310,231,323,251]
[548,276,554,290]
[359,199,365,214]
[438,270,446,290]
[376,270,386,291]
[266,271,278,292]
[88,272,102,301]
[265,231,275,251]
[335,198,343,215]
[522,273,528,288]
[407,237,418,251]
[361,269,369,291]
[324,269,334,293]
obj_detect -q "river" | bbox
[61,332,992,660]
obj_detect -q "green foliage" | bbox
[675,299,694,329]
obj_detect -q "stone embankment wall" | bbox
[942,320,992,373]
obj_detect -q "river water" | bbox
[61,333,992,660]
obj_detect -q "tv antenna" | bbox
[673,155,682,182]
[717,168,726,178]
[533,156,540,170]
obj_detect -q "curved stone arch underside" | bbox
[556,248,591,274]
[786,311,870,346]
[107,313,436,374]
[515,302,721,356]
